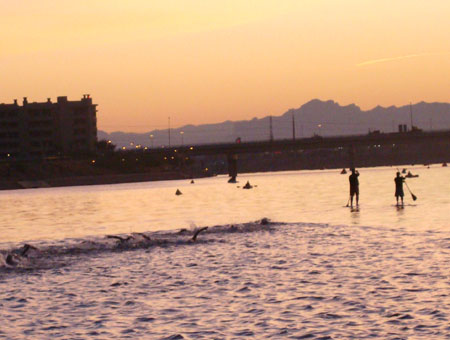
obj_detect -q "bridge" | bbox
[150,130,450,178]
[154,130,449,155]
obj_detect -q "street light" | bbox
[180,131,184,146]
[317,124,322,136]
[149,134,154,148]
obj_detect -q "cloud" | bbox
[356,52,447,67]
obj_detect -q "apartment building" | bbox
[0,95,97,159]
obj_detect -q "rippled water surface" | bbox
[0,165,449,339]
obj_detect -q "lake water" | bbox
[1,165,449,339]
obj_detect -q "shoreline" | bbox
[1,162,445,191]
[0,171,193,191]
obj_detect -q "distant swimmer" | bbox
[260,218,270,225]
[349,168,359,208]
[106,235,133,244]
[136,233,151,241]
[20,244,38,257]
[394,172,405,207]
[190,179,195,184]
[243,181,253,189]
[175,189,182,195]
[405,171,419,178]
[192,226,208,242]
[340,168,347,174]
[5,254,18,266]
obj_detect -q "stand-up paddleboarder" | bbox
[394,172,405,207]
[349,168,359,208]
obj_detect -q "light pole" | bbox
[317,124,322,136]
[168,117,171,147]
[149,134,154,148]
[180,131,184,146]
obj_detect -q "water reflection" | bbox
[350,209,360,224]
[395,205,405,225]
[0,165,448,244]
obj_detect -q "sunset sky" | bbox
[1,0,449,132]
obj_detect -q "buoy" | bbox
[175,189,182,195]
[243,181,253,189]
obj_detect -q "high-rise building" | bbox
[0,95,97,159]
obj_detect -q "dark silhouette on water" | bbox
[20,244,38,257]
[107,235,133,244]
[243,181,253,189]
[349,168,359,208]
[175,189,182,195]
[192,227,208,242]
[395,172,405,207]
[5,254,17,266]
[136,233,151,241]
[177,227,208,241]
[260,217,270,225]
[340,168,347,174]
[405,171,419,178]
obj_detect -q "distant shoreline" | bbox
[0,171,193,191]
[1,162,447,191]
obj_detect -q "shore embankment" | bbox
[0,172,192,190]
[0,158,195,190]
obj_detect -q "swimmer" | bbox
[243,181,253,189]
[192,227,208,242]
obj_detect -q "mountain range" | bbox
[98,99,450,148]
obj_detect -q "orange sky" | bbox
[1,0,449,132]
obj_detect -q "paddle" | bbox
[404,181,417,201]
[397,168,417,201]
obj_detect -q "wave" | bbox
[0,218,278,272]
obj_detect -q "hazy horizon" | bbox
[1,0,449,132]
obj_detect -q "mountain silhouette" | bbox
[98,99,450,148]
